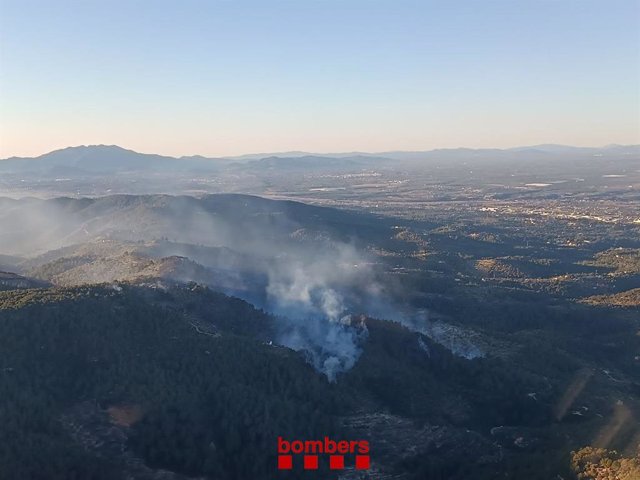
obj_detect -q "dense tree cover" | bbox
[0,284,349,479]
[0,283,637,479]
[587,248,640,276]
[571,446,640,480]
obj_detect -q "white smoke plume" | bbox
[264,243,377,381]
[0,194,405,380]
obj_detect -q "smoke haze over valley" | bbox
[0,193,412,380]
[0,141,639,479]
[3,145,640,480]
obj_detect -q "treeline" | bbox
[1,282,634,479]
[0,284,350,479]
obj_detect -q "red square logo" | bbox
[278,455,292,470]
[355,455,370,470]
[303,455,318,470]
[329,455,344,469]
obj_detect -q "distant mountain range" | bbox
[1,144,638,175]
[0,145,222,174]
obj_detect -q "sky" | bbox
[0,0,639,158]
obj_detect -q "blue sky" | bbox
[1,0,639,157]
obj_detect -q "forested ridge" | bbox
[0,284,348,479]
[0,283,638,479]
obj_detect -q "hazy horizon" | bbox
[2,141,640,161]
[1,0,639,158]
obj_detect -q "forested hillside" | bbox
[0,282,638,479]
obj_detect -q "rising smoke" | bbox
[0,194,480,381]
[0,195,391,380]
[263,243,379,380]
